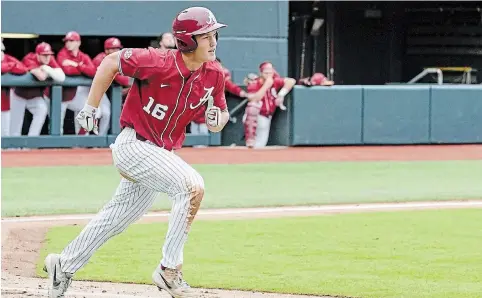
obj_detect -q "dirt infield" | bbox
[2,145,481,298]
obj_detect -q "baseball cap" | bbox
[36,42,54,55]
[63,31,81,42]
[104,37,122,50]
[310,73,328,85]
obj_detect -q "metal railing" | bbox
[408,68,444,85]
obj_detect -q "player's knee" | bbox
[187,173,205,198]
[183,173,204,232]
[178,172,204,199]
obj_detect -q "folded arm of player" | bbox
[40,65,66,83]
[275,77,296,110]
[76,52,118,134]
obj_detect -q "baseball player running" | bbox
[43,7,229,298]
[10,42,65,136]
[244,62,295,148]
[1,40,28,136]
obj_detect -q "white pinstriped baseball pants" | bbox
[59,127,205,273]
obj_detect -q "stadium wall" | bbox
[2,1,289,85]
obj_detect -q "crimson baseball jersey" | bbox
[247,77,285,117]
[118,48,227,150]
[57,47,96,102]
[1,54,28,111]
[13,53,61,100]
[93,52,130,87]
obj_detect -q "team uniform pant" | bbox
[9,91,48,136]
[59,127,204,273]
[190,122,209,135]
[243,103,272,148]
[1,111,10,136]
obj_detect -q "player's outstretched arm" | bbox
[85,52,118,108]
[76,52,118,134]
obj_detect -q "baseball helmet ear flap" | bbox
[175,28,220,53]
[172,7,226,53]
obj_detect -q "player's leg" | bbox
[97,94,111,135]
[110,127,203,296]
[25,96,48,136]
[243,103,260,148]
[44,178,157,297]
[60,101,68,135]
[190,122,200,134]
[45,96,69,135]
[1,111,11,136]
[70,87,89,134]
[9,91,27,136]
[58,178,158,273]
[254,114,272,148]
[199,123,209,134]
[46,127,202,297]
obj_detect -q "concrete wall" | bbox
[2,1,289,84]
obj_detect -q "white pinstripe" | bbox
[60,127,205,273]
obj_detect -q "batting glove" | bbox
[205,106,222,127]
[76,104,99,135]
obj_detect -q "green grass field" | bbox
[3,160,482,216]
[37,209,482,298]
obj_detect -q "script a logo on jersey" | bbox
[190,87,214,109]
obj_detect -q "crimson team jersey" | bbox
[118,48,227,150]
[57,47,96,102]
[1,54,28,111]
[247,77,285,117]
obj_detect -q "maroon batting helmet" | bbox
[172,7,227,53]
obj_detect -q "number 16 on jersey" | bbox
[143,96,169,120]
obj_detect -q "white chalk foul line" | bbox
[2,201,482,223]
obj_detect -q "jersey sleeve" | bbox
[247,81,259,93]
[22,55,40,71]
[274,77,285,90]
[92,53,103,69]
[78,54,96,77]
[118,48,162,80]
[213,71,227,111]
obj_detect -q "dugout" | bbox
[288,1,482,85]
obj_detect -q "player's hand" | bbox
[76,104,99,135]
[264,76,274,87]
[205,106,222,127]
[275,96,287,111]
